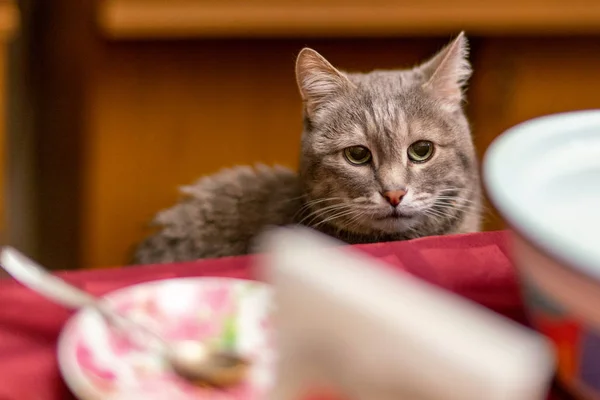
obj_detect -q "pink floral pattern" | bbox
[59,278,274,400]
[75,340,117,391]
[105,327,144,356]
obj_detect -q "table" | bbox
[0,231,560,399]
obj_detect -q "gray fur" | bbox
[133,33,481,264]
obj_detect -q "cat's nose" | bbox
[382,189,407,207]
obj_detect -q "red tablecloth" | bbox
[0,231,556,399]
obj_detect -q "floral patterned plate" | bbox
[57,278,274,400]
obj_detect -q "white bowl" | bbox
[483,110,600,397]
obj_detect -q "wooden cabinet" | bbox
[0,0,16,232]
[97,0,600,38]
[9,0,600,269]
[0,0,17,278]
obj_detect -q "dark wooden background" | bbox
[6,0,600,269]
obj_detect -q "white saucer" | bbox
[57,278,274,400]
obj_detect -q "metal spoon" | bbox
[0,246,249,388]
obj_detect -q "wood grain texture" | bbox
[98,0,600,38]
[0,1,18,37]
[0,40,8,240]
[0,0,18,241]
[8,0,99,270]
[468,37,600,231]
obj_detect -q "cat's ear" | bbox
[296,48,354,118]
[419,32,471,111]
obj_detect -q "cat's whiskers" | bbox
[416,198,479,222]
[299,196,381,227]
[314,202,379,230]
[435,191,477,200]
[436,187,471,194]
[436,187,488,207]
[295,197,346,214]
[435,196,480,206]
[343,209,372,232]
[431,206,481,221]
[310,209,364,230]
[295,198,349,223]
[435,195,481,210]
[435,194,493,216]
[422,209,449,221]
[432,203,475,213]
[299,203,356,227]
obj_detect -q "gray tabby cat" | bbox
[133,32,481,265]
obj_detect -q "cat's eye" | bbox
[407,141,434,163]
[344,146,372,165]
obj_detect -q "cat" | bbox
[132,32,481,265]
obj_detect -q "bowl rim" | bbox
[483,109,600,283]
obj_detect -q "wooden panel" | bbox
[81,38,448,268]
[0,0,18,242]
[98,0,600,39]
[8,0,99,271]
[468,37,600,231]
[0,39,9,242]
[0,1,17,37]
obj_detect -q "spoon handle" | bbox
[0,247,168,348]
[0,246,98,309]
